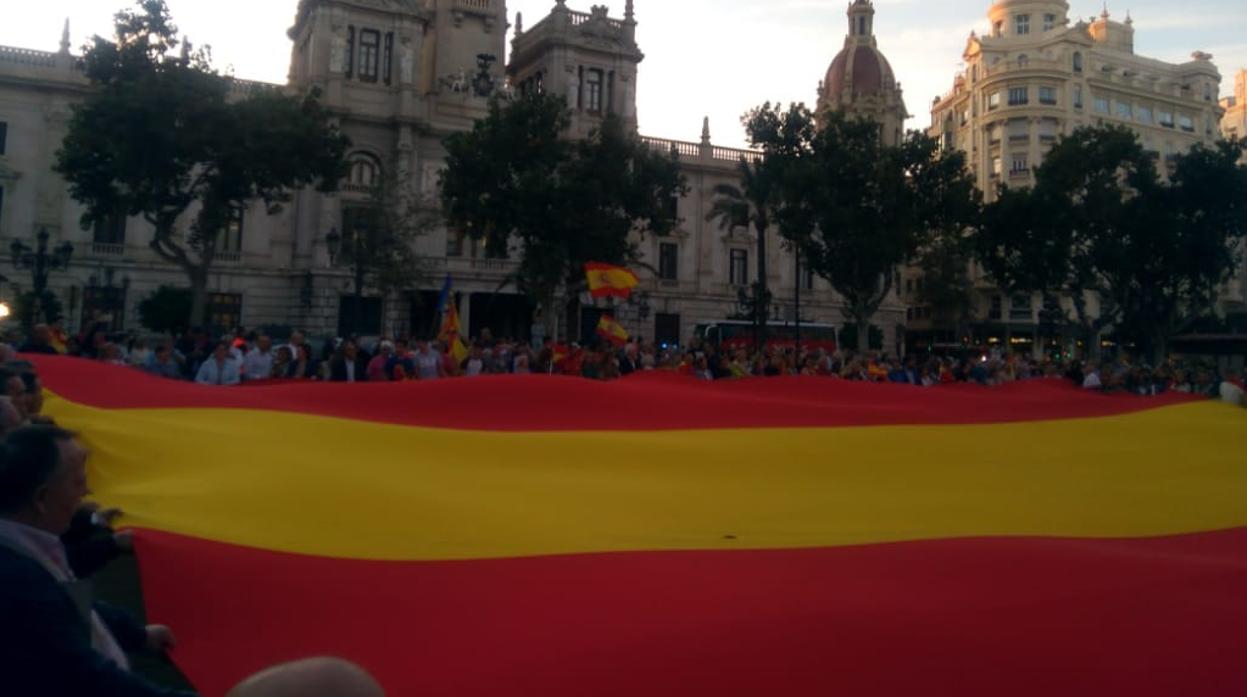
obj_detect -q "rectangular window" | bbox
[92,207,127,246]
[607,71,616,114]
[383,32,393,85]
[1010,294,1033,321]
[1008,87,1028,106]
[218,208,244,253]
[576,66,583,109]
[358,29,380,83]
[345,27,355,78]
[1179,115,1195,132]
[1136,105,1153,124]
[1073,85,1083,109]
[1094,97,1110,114]
[989,295,1003,320]
[1016,14,1030,35]
[659,242,679,281]
[586,69,604,113]
[1115,101,1132,119]
[1158,110,1174,128]
[1039,86,1057,105]
[991,156,1003,177]
[446,229,465,257]
[993,21,1004,38]
[961,108,970,126]
[0,121,7,155]
[1011,154,1029,174]
[208,293,244,334]
[1043,13,1056,31]
[988,92,1001,110]
[729,249,748,286]
[803,267,815,291]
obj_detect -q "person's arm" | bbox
[3,563,197,697]
[223,361,242,386]
[66,535,124,579]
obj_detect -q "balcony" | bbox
[215,251,242,264]
[91,242,125,256]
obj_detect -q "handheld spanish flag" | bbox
[437,299,469,364]
[585,262,639,299]
[31,356,1247,697]
[596,314,629,347]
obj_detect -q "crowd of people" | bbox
[9,318,1245,405]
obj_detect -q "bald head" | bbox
[225,658,384,697]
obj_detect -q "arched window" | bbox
[1072,52,1083,73]
[348,153,382,188]
[858,16,867,36]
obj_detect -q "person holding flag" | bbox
[436,276,470,366]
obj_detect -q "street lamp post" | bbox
[11,227,74,325]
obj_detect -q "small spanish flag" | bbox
[438,300,469,364]
[596,315,629,347]
[585,262,639,299]
[551,342,570,365]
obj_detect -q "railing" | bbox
[568,10,625,30]
[0,45,61,68]
[454,0,495,11]
[228,78,279,96]
[640,136,762,164]
[215,251,242,264]
[91,242,125,256]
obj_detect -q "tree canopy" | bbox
[975,124,1247,360]
[55,0,348,327]
[743,105,979,353]
[440,92,685,334]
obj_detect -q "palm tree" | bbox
[706,158,776,349]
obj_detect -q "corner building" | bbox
[912,1,1224,353]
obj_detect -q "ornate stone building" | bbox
[0,0,909,348]
[909,1,1226,353]
[816,0,907,146]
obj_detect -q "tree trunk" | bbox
[856,317,870,354]
[188,267,209,331]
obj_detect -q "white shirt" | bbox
[1220,381,1244,406]
[1082,372,1102,389]
[0,518,131,670]
[195,357,242,386]
[243,349,274,381]
[345,360,357,382]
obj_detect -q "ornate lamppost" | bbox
[325,226,367,338]
[10,227,74,325]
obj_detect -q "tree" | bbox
[708,102,822,351]
[916,233,977,341]
[706,162,775,348]
[757,110,976,353]
[55,0,348,327]
[137,286,193,334]
[332,160,436,335]
[441,93,684,338]
[979,125,1247,362]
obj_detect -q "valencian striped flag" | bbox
[437,293,469,364]
[595,314,630,347]
[33,357,1247,697]
[584,262,639,299]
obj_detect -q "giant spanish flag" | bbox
[32,356,1247,697]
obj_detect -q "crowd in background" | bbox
[5,317,1245,406]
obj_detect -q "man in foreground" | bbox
[0,425,194,696]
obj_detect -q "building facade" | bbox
[816,0,907,146]
[912,0,1225,353]
[0,0,908,349]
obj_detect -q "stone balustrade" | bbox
[640,136,762,165]
[0,45,60,68]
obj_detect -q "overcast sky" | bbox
[4,0,1244,147]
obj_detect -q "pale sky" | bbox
[4,0,1245,147]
